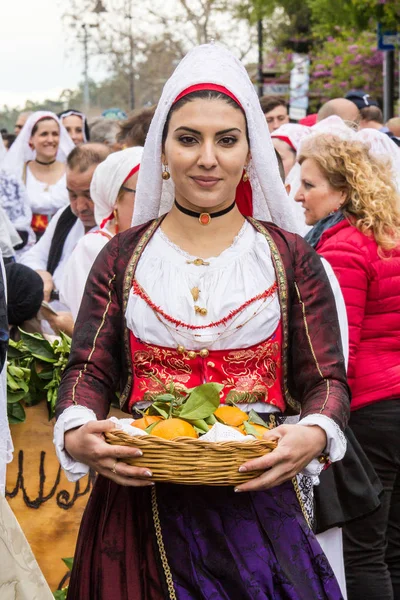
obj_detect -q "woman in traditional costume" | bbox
[55,44,350,600]
[2,111,74,238]
[61,147,143,320]
[58,109,90,146]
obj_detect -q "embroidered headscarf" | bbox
[132,43,300,233]
[90,146,143,227]
[1,111,75,180]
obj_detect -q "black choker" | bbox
[174,199,236,225]
[35,159,56,166]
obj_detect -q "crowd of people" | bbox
[0,41,400,600]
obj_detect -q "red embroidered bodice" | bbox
[128,322,285,411]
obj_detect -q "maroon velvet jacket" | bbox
[56,218,350,430]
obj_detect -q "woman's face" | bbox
[162,98,250,210]
[30,119,60,160]
[63,115,85,145]
[272,138,296,179]
[115,171,139,232]
[295,158,345,225]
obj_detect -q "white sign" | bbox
[263,83,290,96]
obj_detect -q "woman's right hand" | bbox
[64,419,154,487]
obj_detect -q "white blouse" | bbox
[54,220,348,481]
[25,167,69,217]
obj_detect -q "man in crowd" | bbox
[317,98,360,123]
[259,97,289,132]
[89,119,122,152]
[19,143,110,333]
[14,111,33,135]
[387,117,400,139]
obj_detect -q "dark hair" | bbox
[67,143,110,172]
[31,117,59,137]
[117,105,156,146]
[162,90,249,146]
[360,106,383,124]
[3,133,16,149]
[259,96,288,115]
[274,148,285,183]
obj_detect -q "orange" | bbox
[214,405,249,427]
[131,415,163,430]
[151,418,198,440]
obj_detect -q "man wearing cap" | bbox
[346,90,400,147]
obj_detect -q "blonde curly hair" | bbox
[298,134,400,251]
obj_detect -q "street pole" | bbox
[383,50,395,121]
[82,24,90,112]
[257,19,263,98]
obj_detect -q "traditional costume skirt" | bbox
[67,476,344,600]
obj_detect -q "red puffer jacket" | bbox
[317,219,400,411]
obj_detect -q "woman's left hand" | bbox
[235,424,326,492]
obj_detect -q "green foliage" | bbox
[6,331,71,424]
[309,30,383,110]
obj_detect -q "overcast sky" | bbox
[1,0,88,108]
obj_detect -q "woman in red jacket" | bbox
[295,134,400,600]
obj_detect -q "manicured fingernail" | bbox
[147,482,155,486]
[238,466,247,473]
[234,488,242,493]
[144,470,152,477]
[135,450,143,457]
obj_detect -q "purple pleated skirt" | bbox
[67,476,344,600]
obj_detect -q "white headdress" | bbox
[355,128,400,191]
[91,146,143,227]
[1,111,75,179]
[0,136,6,167]
[133,43,300,233]
[271,123,312,153]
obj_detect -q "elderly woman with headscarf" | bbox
[54,44,350,599]
[60,147,143,321]
[2,111,74,238]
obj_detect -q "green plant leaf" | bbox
[205,414,217,425]
[179,383,223,420]
[62,557,74,570]
[20,330,57,363]
[184,418,210,433]
[248,410,270,427]
[53,589,68,600]
[152,393,175,403]
[149,403,169,419]
[7,401,26,424]
[243,421,258,436]
[7,390,27,404]
[145,421,159,434]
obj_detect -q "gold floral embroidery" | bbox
[222,336,281,404]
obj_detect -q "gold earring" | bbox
[243,168,249,183]
[113,208,119,233]
[162,165,170,181]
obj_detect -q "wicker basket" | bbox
[105,430,277,486]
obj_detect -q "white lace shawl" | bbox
[132,43,300,233]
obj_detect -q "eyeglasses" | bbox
[15,125,23,130]
[121,186,136,193]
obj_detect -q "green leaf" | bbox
[53,590,68,600]
[205,414,217,425]
[145,421,159,434]
[20,330,57,363]
[149,403,169,419]
[184,418,209,433]
[62,557,74,570]
[243,421,258,436]
[248,410,270,428]
[179,383,223,421]
[7,401,26,424]
[7,390,27,404]
[152,393,175,403]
